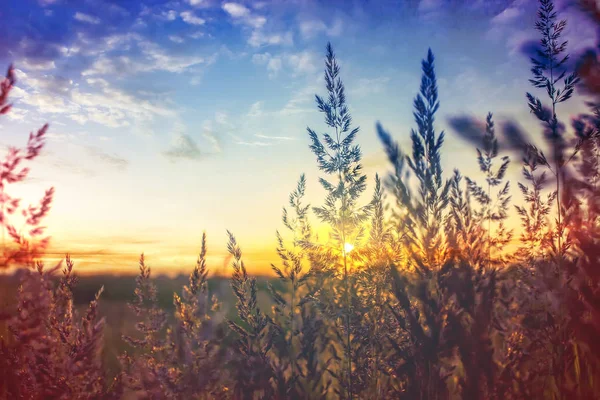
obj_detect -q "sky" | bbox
[0,0,597,275]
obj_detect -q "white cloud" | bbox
[248,31,293,48]
[74,12,101,24]
[215,111,233,127]
[222,2,266,29]
[45,132,78,142]
[252,52,270,64]
[252,52,282,77]
[254,133,294,141]
[350,77,391,97]
[189,31,205,39]
[252,51,316,78]
[82,40,207,75]
[491,6,522,24]
[14,67,175,129]
[11,69,80,115]
[201,119,222,153]
[299,18,343,39]
[180,11,206,25]
[186,0,206,6]
[20,59,56,71]
[247,101,264,117]
[163,10,178,21]
[4,107,27,121]
[286,51,317,76]
[267,58,283,75]
[278,84,318,116]
[169,35,185,43]
[70,84,175,127]
[236,140,272,146]
[222,2,249,18]
[20,92,79,115]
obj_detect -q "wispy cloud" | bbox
[299,17,343,39]
[164,133,204,161]
[169,35,185,44]
[246,101,264,118]
[252,51,317,77]
[82,38,209,76]
[236,140,272,147]
[350,77,391,97]
[254,133,295,141]
[248,30,293,48]
[86,146,129,170]
[278,84,318,115]
[74,12,101,25]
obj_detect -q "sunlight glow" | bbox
[344,243,354,254]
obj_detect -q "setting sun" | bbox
[344,243,354,254]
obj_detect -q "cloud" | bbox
[20,59,57,71]
[214,111,233,127]
[180,11,206,25]
[49,158,96,178]
[350,77,391,96]
[86,146,129,170]
[4,107,27,121]
[246,101,264,117]
[490,6,522,24]
[221,1,293,49]
[286,51,318,75]
[14,68,175,129]
[186,0,206,6]
[299,18,343,39]
[248,30,293,47]
[12,70,80,115]
[11,38,64,70]
[203,131,221,153]
[74,12,101,25]
[45,132,81,142]
[254,133,295,141]
[189,31,205,39]
[252,53,279,77]
[252,51,316,77]
[82,38,208,76]
[222,2,266,29]
[69,83,175,127]
[164,112,228,160]
[278,84,318,115]
[169,35,185,43]
[162,10,178,21]
[235,140,272,146]
[417,0,445,20]
[164,133,203,161]
[223,2,250,18]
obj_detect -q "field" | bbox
[1,273,281,380]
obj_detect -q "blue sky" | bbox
[0,0,597,274]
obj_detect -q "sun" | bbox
[344,243,355,254]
